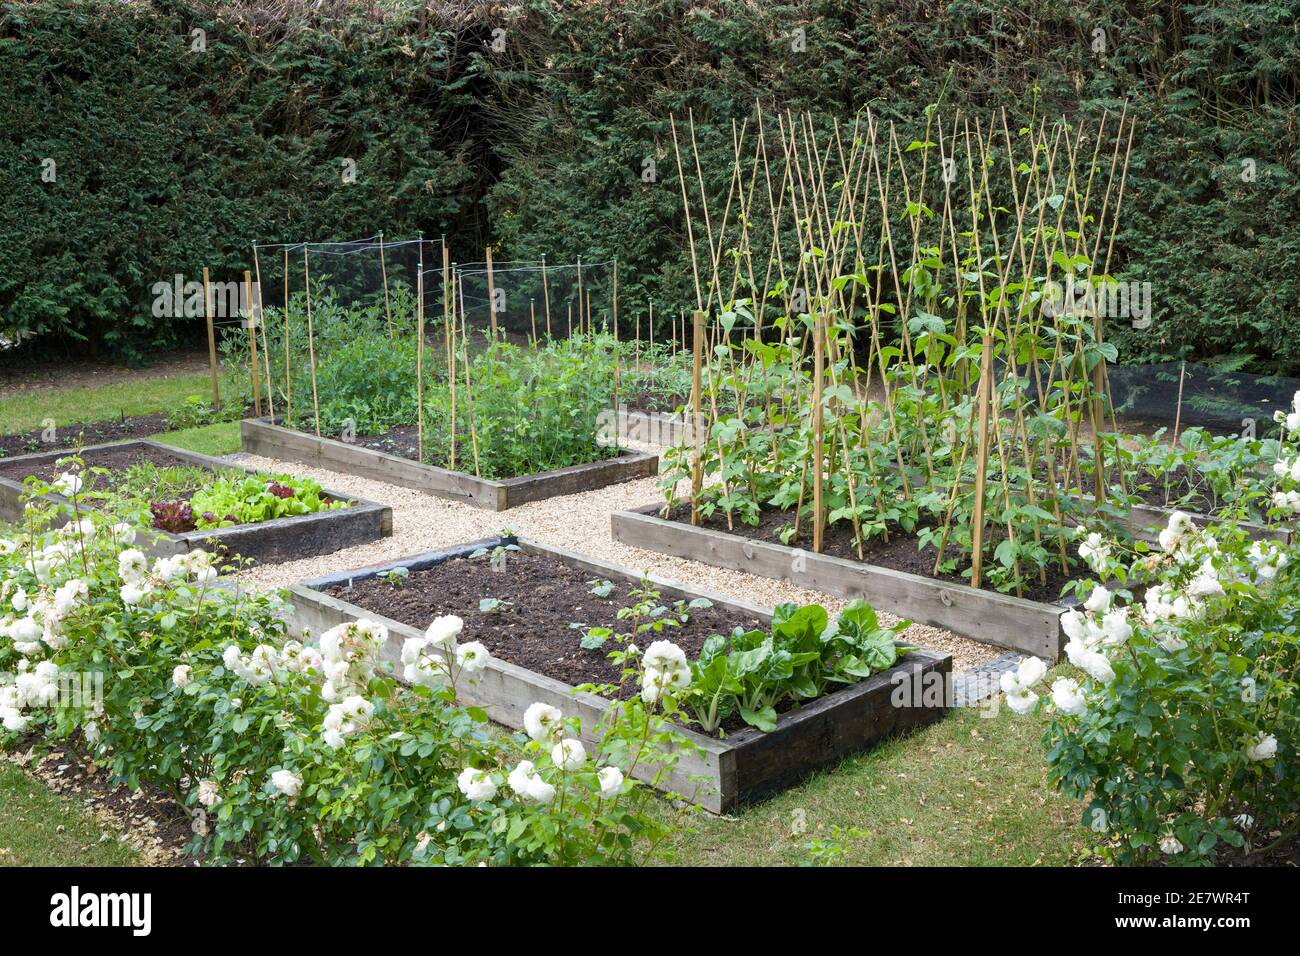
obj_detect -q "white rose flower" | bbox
[119,581,150,606]
[1079,649,1115,684]
[117,549,148,583]
[1159,835,1183,855]
[643,640,688,672]
[1051,678,1087,716]
[424,615,464,650]
[270,769,303,798]
[507,760,557,803]
[400,637,427,666]
[999,656,1046,695]
[1100,609,1132,647]
[457,766,498,802]
[523,702,563,741]
[172,665,192,690]
[1077,531,1109,570]
[1005,689,1038,715]
[597,766,624,797]
[1083,585,1111,613]
[551,738,587,771]
[197,779,220,808]
[1245,732,1278,762]
[52,472,83,496]
[455,641,490,674]
[1240,676,1257,703]
[11,586,28,612]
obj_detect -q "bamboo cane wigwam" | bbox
[625,105,1280,640]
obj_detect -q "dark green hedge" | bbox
[3,1,1298,371]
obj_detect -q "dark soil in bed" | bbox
[665,503,1079,605]
[0,413,173,459]
[324,549,770,733]
[0,442,188,486]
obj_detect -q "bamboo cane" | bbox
[379,232,394,338]
[303,248,321,437]
[283,249,293,428]
[203,267,220,409]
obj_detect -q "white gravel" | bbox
[229,449,1004,671]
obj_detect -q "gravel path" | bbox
[230,450,1004,671]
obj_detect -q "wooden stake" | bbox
[612,258,620,340]
[970,332,994,590]
[812,310,825,554]
[576,259,584,334]
[1172,360,1187,446]
[416,243,426,461]
[541,254,552,338]
[445,247,456,471]
[690,308,705,524]
[202,267,220,409]
[458,274,481,477]
[252,248,274,422]
[485,246,498,341]
[244,270,262,416]
[529,300,538,347]
[283,248,292,428]
[378,232,394,338]
[303,248,321,437]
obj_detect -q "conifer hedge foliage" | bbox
[2,1,1297,371]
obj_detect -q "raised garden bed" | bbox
[0,439,392,565]
[286,536,952,813]
[241,417,659,511]
[611,504,1070,661]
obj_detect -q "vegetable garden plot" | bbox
[635,105,1294,647]
[286,537,950,813]
[0,440,391,565]
[226,239,675,507]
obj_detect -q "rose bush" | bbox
[0,460,697,866]
[1005,406,1300,865]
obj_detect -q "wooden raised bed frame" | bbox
[612,504,1069,661]
[0,439,392,566]
[241,417,659,511]
[286,536,951,814]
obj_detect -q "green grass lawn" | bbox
[0,367,243,456]
[658,697,1089,867]
[0,371,215,434]
[153,421,242,456]
[0,763,140,866]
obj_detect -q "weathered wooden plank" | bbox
[242,417,658,511]
[289,536,951,813]
[611,505,1067,660]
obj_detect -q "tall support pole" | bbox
[304,247,321,437]
[379,231,394,338]
[612,257,619,339]
[244,270,262,416]
[283,248,293,428]
[417,238,426,461]
[541,254,552,338]
[252,246,274,422]
[202,267,221,409]
[485,246,498,341]
[970,332,994,590]
[812,310,824,554]
[690,308,705,525]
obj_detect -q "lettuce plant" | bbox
[688,600,911,733]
